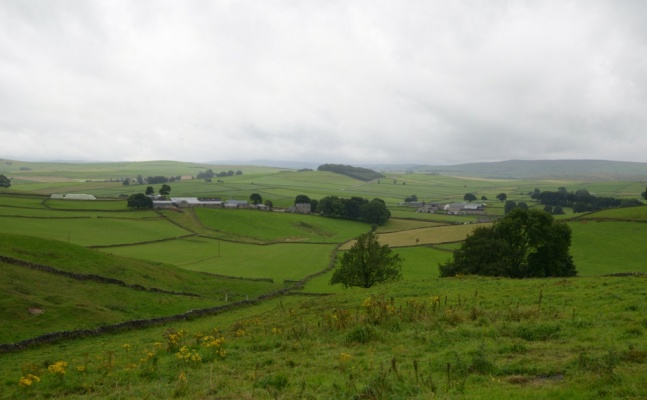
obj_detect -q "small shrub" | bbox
[346,325,378,344]
[575,349,619,374]
[469,345,495,374]
[513,322,561,341]
[256,374,289,391]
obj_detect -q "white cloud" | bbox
[1,0,646,165]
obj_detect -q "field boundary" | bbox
[0,255,201,298]
[0,241,346,353]
[0,286,297,353]
[87,234,198,249]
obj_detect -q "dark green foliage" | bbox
[250,193,263,205]
[536,187,631,212]
[496,193,507,202]
[317,164,384,181]
[146,176,169,184]
[642,187,647,199]
[621,199,644,207]
[127,193,153,209]
[440,209,576,278]
[330,231,403,288]
[159,184,171,196]
[346,325,377,343]
[514,322,561,341]
[504,200,516,214]
[294,194,311,205]
[145,186,154,195]
[404,194,418,202]
[0,174,11,188]
[196,169,214,179]
[463,193,477,203]
[318,196,391,225]
[256,374,289,391]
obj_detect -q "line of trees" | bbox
[196,169,242,179]
[533,187,641,212]
[317,164,384,181]
[318,195,391,225]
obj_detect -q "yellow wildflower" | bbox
[19,374,40,387]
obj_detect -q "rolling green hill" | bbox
[1,160,646,399]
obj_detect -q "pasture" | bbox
[106,238,337,283]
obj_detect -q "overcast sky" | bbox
[1,1,646,165]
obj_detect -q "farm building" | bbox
[286,203,312,214]
[50,194,97,200]
[152,200,174,208]
[224,200,248,209]
[444,203,486,215]
[416,203,441,213]
[168,197,223,208]
[249,203,271,211]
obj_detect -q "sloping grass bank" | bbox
[1,275,645,399]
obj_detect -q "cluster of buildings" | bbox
[151,197,313,214]
[50,194,97,200]
[401,201,486,215]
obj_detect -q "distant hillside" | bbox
[409,160,647,180]
[317,164,385,181]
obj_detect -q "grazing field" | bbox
[107,238,337,283]
[194,208,370,243]
[0,234,275,298]
[0,216,191,247]
[568,221,647,275]
[1,160,647,399]
[0,234,279,344]
[0,261,219,344]
[343,223,485,250]
[580,204,647,220]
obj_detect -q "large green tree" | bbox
[250,193,263,205]
[294,194,311,205]
[496,193,507,202]
[504,200,517,214]
[0,174,11,188]
[463,193,477,203]
[159,184,171,196]
[330,231,403,288]
[127,193,153,209]
[360,198,391,226]
[439,209,576,278]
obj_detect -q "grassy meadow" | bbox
[0,159,646,399]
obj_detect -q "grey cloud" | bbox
[1,1,646,164]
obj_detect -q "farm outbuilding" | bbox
[443,203,486,215]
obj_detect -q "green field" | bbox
[1,160,646,399]
[107,238,337,283]
[194,207,369,243]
